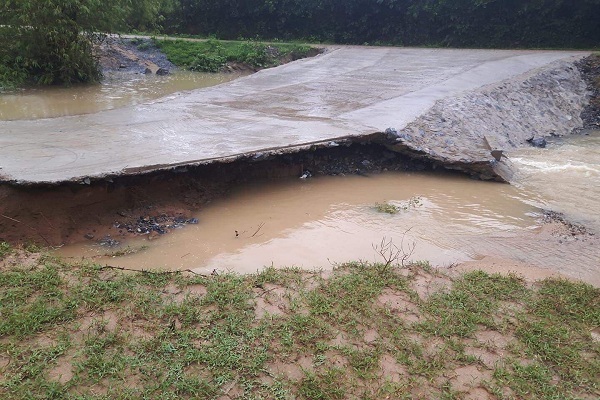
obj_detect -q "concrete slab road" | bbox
[0,47,587,184]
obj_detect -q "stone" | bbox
[528,137,547,148]
[385,127,400,140]
[156,68,169,76]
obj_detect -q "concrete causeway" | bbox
[0,47,589,184]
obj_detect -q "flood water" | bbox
[0,71,242,120]
[57,131,600,285]
[510,132,600,233]
[58,171,536,271]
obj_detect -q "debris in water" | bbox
[99,236,120,247]
[527,137,547,148]
[114,214,199,236]
[300,170,312,179]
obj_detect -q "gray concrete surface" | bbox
[0,47,588,184]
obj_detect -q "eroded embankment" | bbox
[0,140,437,246]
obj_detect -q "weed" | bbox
[297,368,346,400]
[103,245,149,257]
[375,196,423,215]
[375,202,400,214]
[154,38,315,72]
[0,241,11,258]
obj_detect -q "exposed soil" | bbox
[576,54,600,129]
[0,141,435,247]
[96,37,175,75]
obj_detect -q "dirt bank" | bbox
[576,53,600,129]
[96,37,176,76]
[0,140,435,246]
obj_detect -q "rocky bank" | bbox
[380,58,592,180]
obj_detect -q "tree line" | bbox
[159,0,600,48]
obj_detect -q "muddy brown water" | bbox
[510,132,600,232]
[57,132,600,285]
[58,171,536,270]
[0,71,243,120]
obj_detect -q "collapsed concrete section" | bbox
[380,59,590,180]
[0,47,590,185]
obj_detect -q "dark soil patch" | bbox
[576,54,600,129]
[96,37,176,75]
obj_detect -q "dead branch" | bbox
[98,264,214,276]
[251,222,265,238]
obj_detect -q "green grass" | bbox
[154,38,315,72]
[0,249,598,399]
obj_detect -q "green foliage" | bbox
[0,0,167,87]
[1,252,598,399]
[155,38,313,72]
[0,242,11,258]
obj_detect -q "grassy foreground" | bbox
[0,245,598,399]
[153,38,315,72]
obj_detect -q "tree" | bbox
[0,0,132,86]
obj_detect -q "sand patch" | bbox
[449,365,492,392]
[454,256,562,283]
[267,355,313,381]
[475,330,511,350]
[377,289,421,323]
[254,284,289,319]
[379,353,407,383]
[48,350,75,384]
[411,273,452,300]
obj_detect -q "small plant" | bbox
[189,54,227,72]
[375,196,423,214]
[375,202,400,214]
[372,233,416,271]
[0,241,11,258]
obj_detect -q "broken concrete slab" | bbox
[0,47,589,185]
